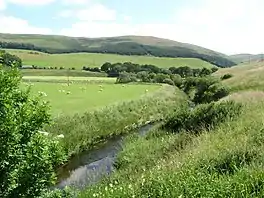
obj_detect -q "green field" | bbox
[20,69,107,77]
[23,81,161,116]
[7,49,214,69]
[22,76,116,83]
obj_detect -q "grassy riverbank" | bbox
[46,85,188,157]
[77,62,264,197]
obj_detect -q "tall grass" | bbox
[78,99,264,197]
[46,85,188,157]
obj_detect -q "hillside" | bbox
[7,49,214,69]
[229,54,264,63]
[0,33,236,68]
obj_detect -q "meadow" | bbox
[7,49,214,69]
[22,81,161,116]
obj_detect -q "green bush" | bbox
[181,77,230,104]
[0,65,66,197]
[163,101,243,134]
[221,73,233,80]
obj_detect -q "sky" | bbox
[0,0,263,55]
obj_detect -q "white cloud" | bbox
[172,0,264,54]
[0,15,52,34]
[7,0,56,5]
[76,4,116,21]
[60,0,264,54]
[61,0,89,5]
[0,0,6,10]
[57,9,73,18]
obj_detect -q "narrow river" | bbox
[55,123,155,189]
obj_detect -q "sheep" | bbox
[145,89,149,93]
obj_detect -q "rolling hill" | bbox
[0,33,236,68]
[229,54,264,63]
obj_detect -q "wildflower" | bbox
[57,134,64,138]
[38,131,49,136]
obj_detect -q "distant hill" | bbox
[230,54,264,63]
[0,33,236,68]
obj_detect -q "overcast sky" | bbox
[0,0,263,55]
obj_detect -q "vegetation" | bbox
[20,69,107,77]
[221,73,233,80]
[229,53,264,63]
[7,49,215,70]
[0,50,22,67]
[45,85,187,157]
[0,34,236,67]
[21,82,160,116]
[78,62,264,197]
[0,64,66,197]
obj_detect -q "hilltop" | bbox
[0,33,236,68]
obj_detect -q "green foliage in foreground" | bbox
[0,66,66,197]
[45,86,188,157]
[79,99,264,197]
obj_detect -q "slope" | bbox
[0,33,236,68]
[229,54,264,63]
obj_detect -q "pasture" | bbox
[7,49,214,69]
[22,81,161,116]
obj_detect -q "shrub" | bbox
[116,72,137,83]
[221,73,233,80]
[71,67,75,70]
[59,67,64,70]
[0,65,66,197]
[181,77,230,104]
[163,101,243,134]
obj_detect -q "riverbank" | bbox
[46,85,188,158]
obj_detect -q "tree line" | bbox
[0,41,236,68]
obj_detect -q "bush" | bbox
[163,101,243,134]
[116,72,137,83]
[0,65,66,197]
[181,77,229,104]
[221,73,233,80]
[59,67,64,70]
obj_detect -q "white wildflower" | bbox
[38,131,49,136]
[57,134,64,138]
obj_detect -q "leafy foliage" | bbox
[0,50,22,68]
[163,101,242,134]
[0,65,66,197]
[221,73,233,80]
[181,77,230,104]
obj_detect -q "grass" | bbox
[20,69,107,77]
[22,81,160,116]
[75,62,264,197]
[214,62,264,92]
[7,49,214,69]
[46,85,188,156]
[22,76,116,84]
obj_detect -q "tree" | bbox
[0,50,22,68]
[0,64,66,197]
[101,62,112,72]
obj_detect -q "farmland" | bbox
[7,49,214,69]
[22,80,161,116]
